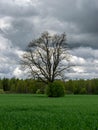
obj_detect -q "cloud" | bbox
[39,0,98,48]
[40,0,98,33]
[69,47,98,79]
[1,18,36,49]
[0,35,24,78]
[0,0,98,79]
[70,47,97,59]
[0,0,38,18]
[0,0,98,49]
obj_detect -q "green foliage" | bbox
[65,90,73,94]
[0,78,98,94]
[73,85,80,94]
[0,89,5,94]
[64,78,98,95]
[36,89,42,94]
[0,79,3,89]
[31,80,46,94]
[80,87,87,94]
[46,81,65,97]
[2,78,10,91]
[0,78,46,94]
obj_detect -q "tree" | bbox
[21,32,72,83]
[2,78,10,91]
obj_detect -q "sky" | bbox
[0,0,98,79]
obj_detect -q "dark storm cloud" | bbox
[41,0,98,33]
[0,0,40,49]
[2,18,36,49]
[0,0,98,48]
[39,0,98,48]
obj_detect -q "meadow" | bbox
[0,94,98,130]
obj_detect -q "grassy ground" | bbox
[0,94,98,130]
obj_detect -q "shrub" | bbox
[46,81,65,97]
[0,89,5,94]
[36,89,41,94]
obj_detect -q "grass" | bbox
[0,94,98,130]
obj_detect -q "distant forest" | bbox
[0,78,98,94]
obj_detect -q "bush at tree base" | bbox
[46,81,65,97]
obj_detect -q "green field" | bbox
[0,94,98,130]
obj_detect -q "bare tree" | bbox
[21,32,72,83]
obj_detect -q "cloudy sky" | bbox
[0,0,98,79]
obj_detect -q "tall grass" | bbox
[0,94,98,130]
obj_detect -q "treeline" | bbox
[0,78,98,94]
[65,79,98,94]
[0,78,46,94]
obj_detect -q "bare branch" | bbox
[21,31,72,83]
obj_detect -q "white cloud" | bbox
[0,18,11,30]
[72,67,85,73]
[68,47,98,79]
[0,35,24,78]
[70,55,86,65]
[13,67,23,78]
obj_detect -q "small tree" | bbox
[46,80,65,97]
[21,31,72,84]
